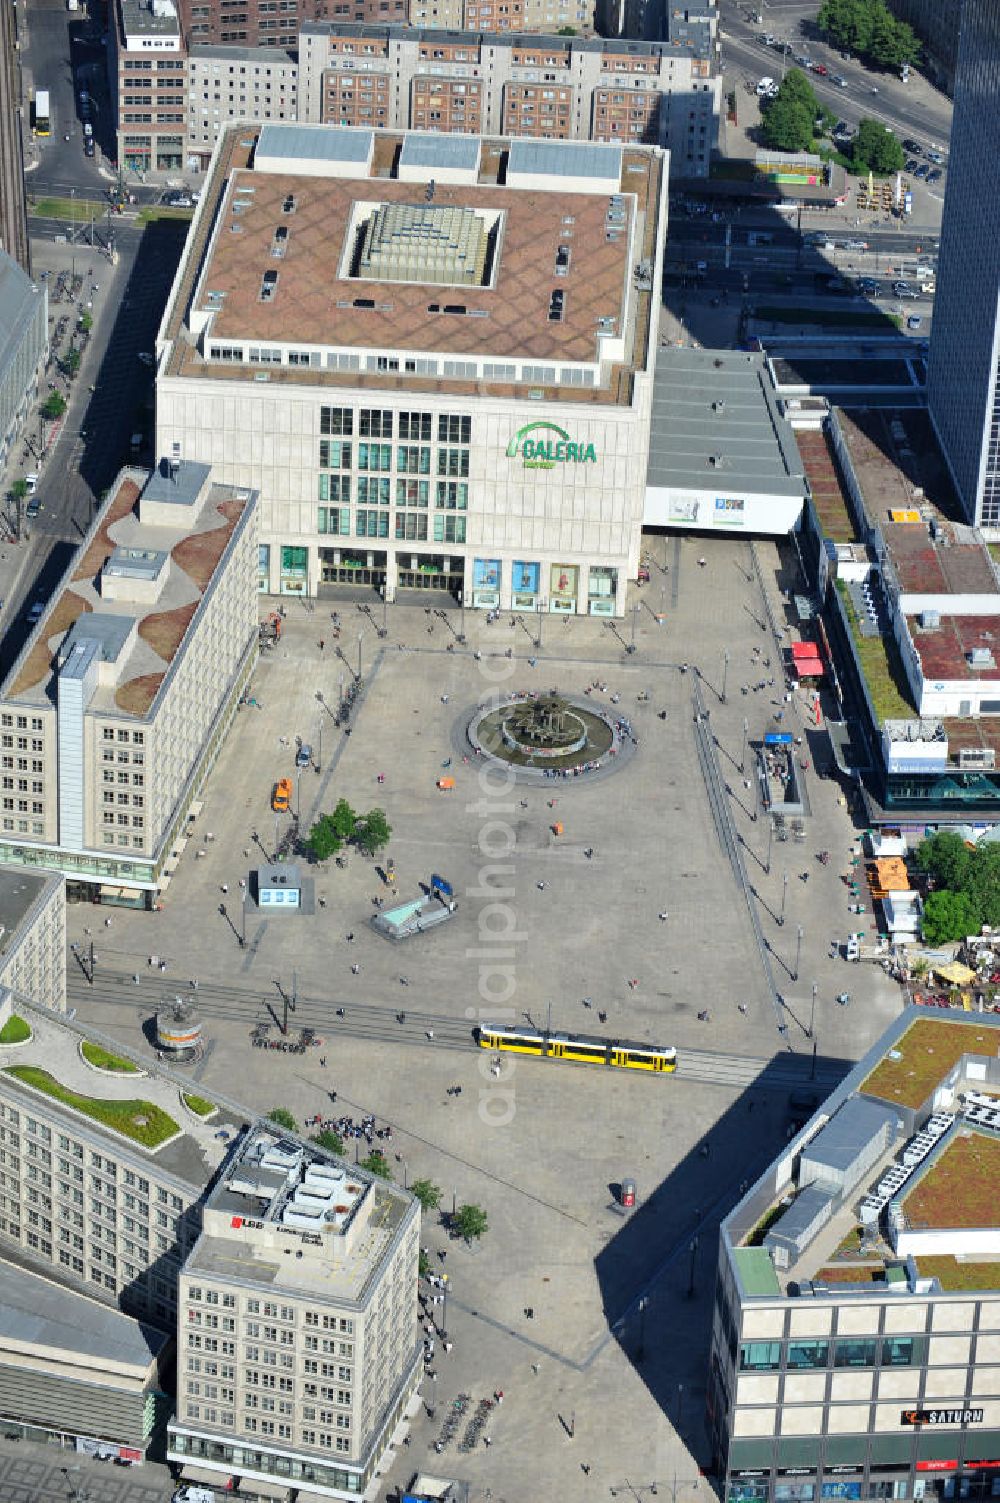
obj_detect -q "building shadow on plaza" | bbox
[594,1048,853,1480]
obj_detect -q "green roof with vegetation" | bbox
[81,1040,139,1073]
[4,1066,179,1148]
[0,1016,31,1045]
[835,578,914,723]
[183,1092,216,1118]
[862,1019,996,1110]
[916,1256,1000,1291]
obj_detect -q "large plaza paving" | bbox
[66,534,903,1502]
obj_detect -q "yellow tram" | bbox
[477,1023,677,1073]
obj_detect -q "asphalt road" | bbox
[24,0,111,200]
[718,0,952,150]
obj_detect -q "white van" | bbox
[756,77,776,96]
[173,1487,217,1503]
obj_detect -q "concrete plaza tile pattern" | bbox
[64,536,905,1502]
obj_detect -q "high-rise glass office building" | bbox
[926,0,1000,530]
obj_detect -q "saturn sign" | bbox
[506,421,598,470]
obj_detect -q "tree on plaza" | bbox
[921,889,979,947]
[10,479,27,504]
[760,71,819,153]
[418,1248,431,1279]
[410,1179,443,1213]
[355,808,392,858]
[761,94,815,152]
[964,843,1000,929]
[304,799,357,862]
[62,348,81,377]
[311,1128,345,1156]
[267,1106,298,1132]
[360,1149,393,1181]
[42,391,66,421]
[451,1203,488,1244]
[915,830,972,892]
[851,118,904,174]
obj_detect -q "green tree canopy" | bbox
[818,0,919,64]
[915,831,972,891]
[411,1179,443,1212]
[852,118,904,173]
[311,1128,344,1156]
[267,1106,297,1132]
[419,1248,431,1278]
[921,890,979,947]
[42,391,66,421]
[761,96,814,152]
[360,1149,393,1180]
[356,808,392,857]
[63,348,81,376]
[304,799,357,862]
[10,479,27,501]
[451,1203,488,1243]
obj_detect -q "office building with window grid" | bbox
[926,0,1000,532]
[710,1008,1000,1503]
[0,995,420,1496]
[155,123,667,616]
[0,462,258,905]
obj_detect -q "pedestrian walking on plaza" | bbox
[319,639,325,652]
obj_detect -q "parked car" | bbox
[907,315,923,330]
[26,601,45,624]
[927,168,943,183]
[901,138,923,154]
[83,137,94,157]
[296,742,312,769]
[926,150,945,164]
[905,158,919,174]
[272,778,292,813]
[893,282,919,299]
[163,190,193,207]
[914,163,930,179]
[24,473,37,493]
[832,74,848,87]
[25,498,41,520]
[811,62,828,75]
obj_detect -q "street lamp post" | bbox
[636,1296,649,1362]
[686,1237,699,1299]
[766,816,773,876]
[793,923,803,982]
[357,634,363,682]
[809,981,817,1039]
[721,649,729,704]
[317,716,323,774]
[779,872,788,927]
[741,717,749,774]
[535,601,544,649]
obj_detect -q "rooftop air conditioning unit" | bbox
[709,454,723,467]
[712,400,726,414]
[968,647,995,668]
[920,610,940,630]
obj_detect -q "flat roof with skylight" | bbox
[722,1009,1000,1299]
[167,124,665,403]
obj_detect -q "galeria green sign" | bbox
[506,421,597,470]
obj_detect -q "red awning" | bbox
[791,641,820,659]
[793,657,824,679]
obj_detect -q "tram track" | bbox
[67,968,849,1093]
